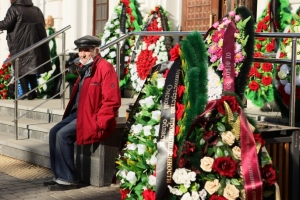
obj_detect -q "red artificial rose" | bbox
[120,189,130,200]
[253,133,266,147]
[177,85,185,99]
[253,62,261,68]
[249,67,258,77]
[262,24,268,30]
[283,38,290,45]
[209,194,227,200]
[279,52,287,58]
[256,43,262,51]
[178,157,187,168]
[249,81,260,91]
[142,189,155,200]
[130,15,135,23]
[181,141,195,155]
[254,52,263,58]
[257,21,264,29]
[216,95,239,115]
[0,84,4,89]
[203,130,218,145]
[170,43,180,61]
[266,43,275,52]
[126,7,132,14]
[262,76,272,86]
[212,156,238,178]
[175,125,180,136]
[173,144,178,159]
[264,15,270,22]
[262,63,273,72]
[176,102,184,120]
[257,37,266,41]
[121,0,130,7]
[261,164,277,186]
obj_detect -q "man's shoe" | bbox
[43,180,57,186]
[48,184,79,191]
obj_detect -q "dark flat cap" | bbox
[74,35,101,49]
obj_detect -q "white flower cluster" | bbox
[277,64,300,95]
[207,67,222,101]
[129,17,169,92]
[168,168,208,200]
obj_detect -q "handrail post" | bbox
[14,58,19,140]
[116,43,121,82]
[289,38,297,127]
[61,32,66,109]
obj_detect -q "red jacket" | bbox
[63,54,121,145]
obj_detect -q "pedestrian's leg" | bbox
[54,118,78,184]
[49,112,77,179]
[27,74,38,100]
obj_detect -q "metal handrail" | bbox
[3,29,300,140]
[2,25,71,140]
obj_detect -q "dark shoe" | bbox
[43,180,57,186]
[48,184,79,191]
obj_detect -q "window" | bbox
[93,0,108,36]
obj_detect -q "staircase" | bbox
[0,98,134,169]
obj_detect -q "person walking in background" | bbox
[0,0,52,100]
[44,35,121,191]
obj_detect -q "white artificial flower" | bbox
[154,125,160,136]
[148,44,156,50]
[187,171,196,182]
[181,192,192,200]
[199,189,207,200]
[159,36,165,41]
[172,168,188,184]
[127,143,136,151]
[131,124,143,135]
[117,169,127,178]
[296,75,300,86]
[280,79,288,85]
[148,175,156,186]
[126,171,137,184]
[124,56,129,62]
[284,83,291,94]
[168,185,183,196]
[280,64,290,73]
[149,154,157,165]
[108,23,115,28]
[156,77,166,89]
[137,144,146,154]
[139,96,155,108]
[100,48,110,57]
[151,110,161,121]
[114,21,120,26]
[191,191,200,200]
[111,13,118,20]
[143,125,152,136]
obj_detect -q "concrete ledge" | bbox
[76,121,125,187]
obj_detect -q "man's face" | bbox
[78,48,95,65]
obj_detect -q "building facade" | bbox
[1,0,300,63]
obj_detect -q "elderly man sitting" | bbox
[44,35,121,191]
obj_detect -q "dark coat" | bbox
[0,0,52,76]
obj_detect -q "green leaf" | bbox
[215,147,224,157]
[179,184,188,193]
[217,123,226,132]
[230,178,241,185]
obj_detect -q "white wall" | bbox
[0,0,183,62]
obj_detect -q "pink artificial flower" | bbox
[208,43,219,54]
[223,16,229,21]
[224,19,232,26]
[210,55,218,63]
[212,29,225,43]
[218,63,224,70]
[234,52,244,63]
[234,43,242,53]
[235,70,239,77]
[213,21,220,29]
[235,15,241,22]
[229,11,236,17]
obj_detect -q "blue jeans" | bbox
[49,112,78,184]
